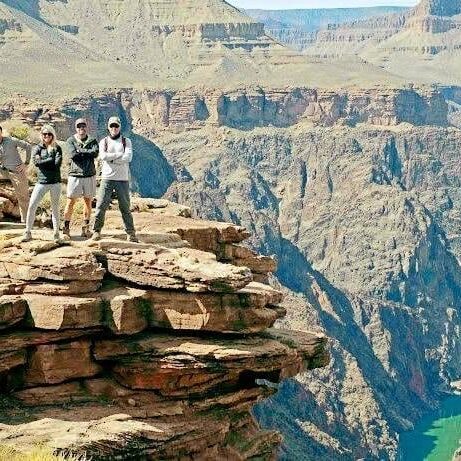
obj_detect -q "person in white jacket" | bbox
[92,116,138,242]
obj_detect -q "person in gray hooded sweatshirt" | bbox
[92,116,138,242]
[0,125,32,222]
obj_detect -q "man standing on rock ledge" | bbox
[92,116,138,242]
[0,125,31,222]
[63,118,99,239]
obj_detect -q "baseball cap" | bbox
[75,117,88,128]
[108,116,121,128]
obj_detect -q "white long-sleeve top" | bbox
[98,136,133,181]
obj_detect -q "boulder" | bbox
[94,330,327,396]
[0,295,27,329]
[99,287,149,335]
[0,245,105,282]
[94,242,252,292]
[25,339,102,385]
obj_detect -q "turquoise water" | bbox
[398,396,461,461]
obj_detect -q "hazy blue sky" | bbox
[231,0,418,9]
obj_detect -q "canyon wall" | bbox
[2,82,461,459]
[0,201,327,459]
[245,7,408,51]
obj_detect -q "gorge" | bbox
[1,0,461,459]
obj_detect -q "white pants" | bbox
[25,183,61,235]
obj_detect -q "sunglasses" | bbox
[109,124,120,128]
[42,133,53,137]
[76,124,87,128]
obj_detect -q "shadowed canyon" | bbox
[1,0,461,459]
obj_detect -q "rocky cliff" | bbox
[0,0,317,95]
[2,82,461,458]
[0,199,327,459]
[2,85,448,132]
[160,123,461,459]
[1,84,448,200]
[306,0,461,86]
[245,7,408,51]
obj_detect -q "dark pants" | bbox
[93,179,135,234]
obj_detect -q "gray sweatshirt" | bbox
[98,136,133,181]
[0,137,32,171]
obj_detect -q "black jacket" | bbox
[67,135,98,177]
[33,144,62,184]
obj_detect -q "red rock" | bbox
[99,287,149,335]
[24,340,102,385]
[0,295,26,329]
[23,294,103,330]
[94,243,252,293]
[0,328,102,353]
[0,245,105,282]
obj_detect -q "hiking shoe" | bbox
[21,231,32,242]
[62,227,71,241]
[81,224,92,239]
[91,231,101,241]
[127,233,139,243]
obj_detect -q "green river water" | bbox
[398,396,461,461]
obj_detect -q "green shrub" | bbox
[9,125,30,141]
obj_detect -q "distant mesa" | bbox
[304,0,461,85]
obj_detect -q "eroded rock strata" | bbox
[0,201,327,460]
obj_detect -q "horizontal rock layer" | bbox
[0,200,327,460]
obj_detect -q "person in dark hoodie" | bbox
[22,125,62,243]
[62,118,98,239]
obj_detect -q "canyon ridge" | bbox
[1,0,461,459]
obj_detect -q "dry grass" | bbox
[0,445,86,461]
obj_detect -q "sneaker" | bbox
[91,231,101,241]
[127,233,139,243]
[21,231,32,242]
[53,233,62,244]
[81,224,92,239]
[62,227,71,241]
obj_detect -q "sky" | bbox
[231,0,419,9]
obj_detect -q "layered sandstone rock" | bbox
[246,7,408,51]
[0,200,327,459]
[157,121,461,459]
[1,85,448,142]
[305,0,461,86]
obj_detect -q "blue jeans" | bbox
[93,180,135,234]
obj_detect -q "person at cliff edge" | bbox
[62,118,99,239]
[0,125,32,222]
[91,116,138,242]
[22,125,63,243]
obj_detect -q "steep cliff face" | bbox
[0,200,327,459]
[245,7,408,51]
[161,124,461,459]
[0,0,317,95]
[2,85,448,132]
[1,85,448,199]
[306,0,461,86]
[2,84,460,458]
